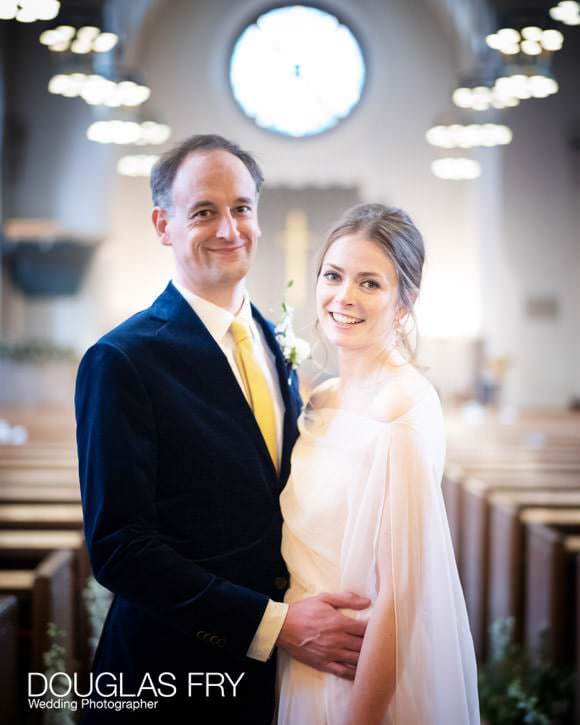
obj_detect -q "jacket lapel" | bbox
[251,305,300,485]
[150,283,280,482]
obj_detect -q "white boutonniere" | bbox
[275,281,311,372]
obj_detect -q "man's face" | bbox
[153,150,260,299]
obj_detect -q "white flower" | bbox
[275,286,311,370]
[290,336,311,366]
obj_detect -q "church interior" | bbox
[0,0,579,721]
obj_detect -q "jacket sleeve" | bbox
[75,341,269,658]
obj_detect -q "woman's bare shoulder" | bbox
[372,366,436,422]
[307,377,340,410]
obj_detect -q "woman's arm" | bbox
[343,590,397,725]
[344,415,432,725]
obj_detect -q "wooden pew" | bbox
[0,467,78,486]
[0,406,75,442]
[0,504,83,530]
[524,518,580,664]
[460,478,580,658]
[0,550,75,673]
[0,457,77,471]
[0,444,75,460]
[487,491,580,649]
[0,531,90,680]
[448,447,580,466]
[0,531,88,615]
[0,595,18,724]
[445,413,580,453]
[443,464,580,573]
[0,484,80,504]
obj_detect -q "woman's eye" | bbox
[362,279,380,289]
[323,271,340,281]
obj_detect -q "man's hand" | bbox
[276,593,370,680]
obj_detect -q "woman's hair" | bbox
[316,203,425,360]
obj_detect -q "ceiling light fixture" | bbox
[426,123,512,149]
[431,158,481,181]
[40,25,118,53]
[494,71,558,100]
[550,1,580,25]
[452,83,519,111]
[48,71,150,107]
[486,26,564,55]
[86,120,171,146]
[117,155,160,177]
[0,0,60,22]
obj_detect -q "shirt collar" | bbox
[172,279,255,345]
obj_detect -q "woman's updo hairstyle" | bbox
[316,203,425,360]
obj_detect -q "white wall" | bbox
[480,45,580,406]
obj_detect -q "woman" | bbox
[277,204,479,724]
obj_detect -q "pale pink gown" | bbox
[277,382,479,724]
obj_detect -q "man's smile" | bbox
[207,243,247,255]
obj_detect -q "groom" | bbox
[75,134,368,723]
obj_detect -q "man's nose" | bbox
[215,212,239,241]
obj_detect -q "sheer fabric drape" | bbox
[277,385,479,724]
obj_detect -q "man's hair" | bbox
[150,134,264,211]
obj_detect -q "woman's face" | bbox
[316,233,401,353]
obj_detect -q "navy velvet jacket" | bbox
[75,282,301,698]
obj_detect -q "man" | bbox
[75,135,368,723]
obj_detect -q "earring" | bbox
[393,317,403,348]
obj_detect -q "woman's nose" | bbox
[334,282,355,305]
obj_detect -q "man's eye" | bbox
[192,209,212,219]
[236,205,252,214]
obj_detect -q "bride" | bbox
[277,204,479,724]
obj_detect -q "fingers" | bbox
[320,592,371,610]
[341,633,365,653]
[327,609,368,638]
[344,619,367,637]
[325,662,357,681]
[336,648,359,666]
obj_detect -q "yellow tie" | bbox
[230,319,278,470]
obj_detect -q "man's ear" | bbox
[152,207,171,246]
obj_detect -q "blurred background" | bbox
[0,0,578,411]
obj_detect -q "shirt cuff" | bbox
[246,599,289,662]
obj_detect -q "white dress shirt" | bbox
[173,280,289,661]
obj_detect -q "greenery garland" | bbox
[478,618,575,724]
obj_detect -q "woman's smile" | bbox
[328,311,365,326]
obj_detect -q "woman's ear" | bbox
[398,291,418,321]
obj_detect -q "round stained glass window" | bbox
[229,5,366,138]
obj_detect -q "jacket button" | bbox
[274,576,288,590]
[217,638,226,648]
